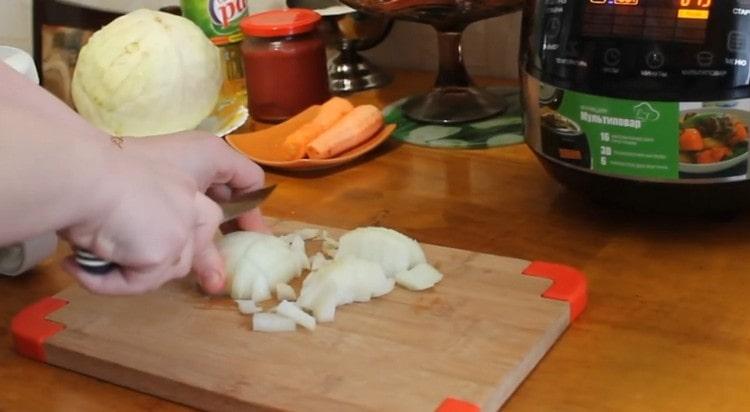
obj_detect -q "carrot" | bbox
[695,150,714,164]
[696,146,731,164]
[305,105,384,159]
[679,128,703,151]
[281,122,325,160]
[281,97,354,160]
[713,146,732,161]
[731,122,748,144]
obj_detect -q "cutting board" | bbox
[12,219,587,412]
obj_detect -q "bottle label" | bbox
[181,0,248,45]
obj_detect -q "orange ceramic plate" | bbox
[226,105,396,171]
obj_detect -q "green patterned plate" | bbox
[382,86,524,149]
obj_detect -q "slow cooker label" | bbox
[557,92,679,179]
[532,80,750,182]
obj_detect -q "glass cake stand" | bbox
[339,0,524,123]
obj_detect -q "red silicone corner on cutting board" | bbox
[435,398,481,412]
[523,261,588,322]
[11,297,68,362]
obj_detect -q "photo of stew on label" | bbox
[678,109,750,174]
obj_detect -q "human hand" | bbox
[59,132,267,295]
[121,132,271,233]
[0,60,268,294]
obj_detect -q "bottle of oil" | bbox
[180,0,248,109]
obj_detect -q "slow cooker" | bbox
[521,0,750,212]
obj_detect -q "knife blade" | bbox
[74,184,277,275]
[218,184,276,223]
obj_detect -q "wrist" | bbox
[59,131,128,233]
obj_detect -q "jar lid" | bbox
[240,8,322,37]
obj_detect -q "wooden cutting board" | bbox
[11,219,586,412]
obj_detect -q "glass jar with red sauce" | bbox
[239,9,331,123]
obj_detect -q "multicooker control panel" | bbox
[525,0,750,99]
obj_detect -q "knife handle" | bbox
[74,248,118,275]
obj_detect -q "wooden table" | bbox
[2,70,749,411]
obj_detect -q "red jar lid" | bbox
[240,8,322,37]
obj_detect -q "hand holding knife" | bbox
[74,184,277,275]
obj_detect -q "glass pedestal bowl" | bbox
[339,0,524,123]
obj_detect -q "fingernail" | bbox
[202,271,225,293]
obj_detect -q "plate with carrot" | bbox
[226,97,396,171]
[679,109,750,174]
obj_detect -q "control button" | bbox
[645,50,665,69]
[603,48,622,66]
[545,16,562,38]
[696,51,714,67]
[563,41,579,57]
[727,31,747,53]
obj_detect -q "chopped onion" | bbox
[225,226,441,333]
[251,275,271,302]
[288,235,309,271]
[275,300,316,331]
[320,230,339,257]
[311,283,338,323]
[293,228,320,240]
[335,227,426,278]
[234,299,261,314]
[276,283,297,301]
[309,252,328,271]
[298,255,391,322]
[395,263,443,291]
[252,313,296,332]
[230,270,255,299]
[219,231,306,300]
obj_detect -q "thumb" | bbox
[191,192,226,294]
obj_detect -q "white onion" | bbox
[298,255,393,322]
[335,227,426,278]
[252,313,296,332]
[234,299,261,315]
[395,263,443,291]
[275,283,297,301]
[275,301,316,331]
[251,275,271,302]
[219,232,306,300]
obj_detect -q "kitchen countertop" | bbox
[2,70,749,411]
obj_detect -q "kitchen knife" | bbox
[74,184,277,275]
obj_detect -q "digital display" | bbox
[589,0,640,5]
[581,0,713,44]
[588,0,711,6]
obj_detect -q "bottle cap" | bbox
[240,8,321,37]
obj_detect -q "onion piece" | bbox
[335,227,426,278]
[320,230,339,257]
[309,252,328,271]
[395,263,443,291]
[219,231,306,300]
[251,275,271,302]
[276,283,297,301]
[288,235,310,271]
[234,299,261,314]
[230,270,255,299]
[275,300,316,331]
[293,228,320,240]
[311,282,338,323]
[252,313,296,332]
[298,255,391,322]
